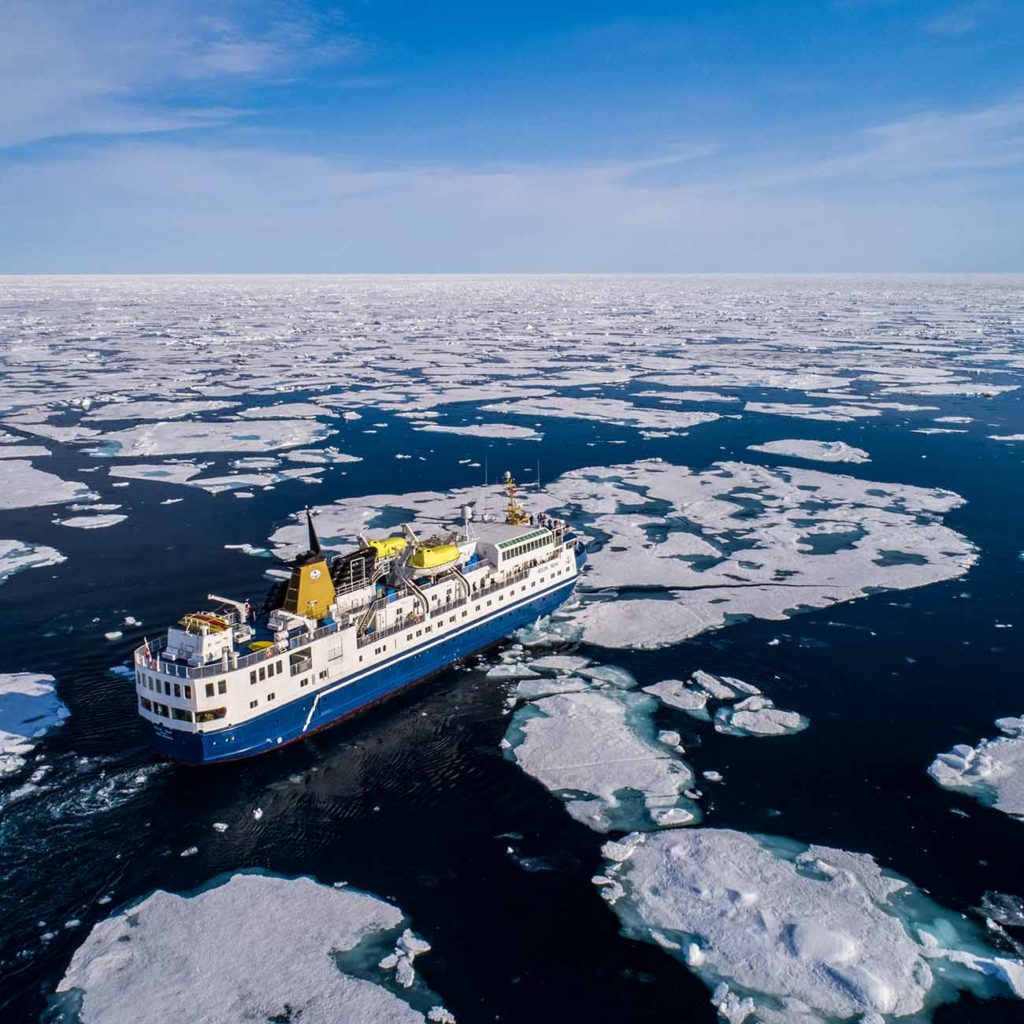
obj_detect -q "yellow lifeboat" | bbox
[408,543,461,572]
[367,535,408,558]
[178,612,229,634]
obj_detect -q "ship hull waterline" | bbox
[147,570,582,766]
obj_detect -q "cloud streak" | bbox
[0,1,359,148]
[2,97,1021,271]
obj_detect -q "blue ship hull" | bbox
[148,560,583,765]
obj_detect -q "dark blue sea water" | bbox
[2,349,1024,1022]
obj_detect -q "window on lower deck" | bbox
[205,683,214,698]
[249,699,258,709]
[140,696,152,711]
[171,707,193,722]
[267,692,275,701]
[217,680,227,695]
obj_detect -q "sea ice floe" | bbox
[747,439,870,464]
[54,872,453,1024]
[544,459,975,649]
[0,444,51,459]
[512,677,590,702]
[0,539,65,584]
[87,418,331,457]
[0,460,96,509]
[527,654,592,675]
[504,688,698,832]
[56,514,128,530]
[745,401,882,422]
[486,663,541,681]
[415,422,542,440]
[644,671,806,737]
[714,695,809,738]
[0,673,69,776]
[480,395,721,434]
[599,828,1024,1024]
[642,679,710,715]
[84,399,239,421]
[928,716,1024,820]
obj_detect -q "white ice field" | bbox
[3,276,1024,1024]
[53,873,454,1024]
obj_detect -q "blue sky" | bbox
[2,1,1022,271]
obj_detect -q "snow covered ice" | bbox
[504,684,699,832]
[599,828,1024,1024]
[0,673,69,776]
[929,716,1024,821]
[0,539,65,585]
[543,459,975,649]
[747,439,871,464]
[53,872,454,1024]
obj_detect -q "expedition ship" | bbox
[134,474,586,764]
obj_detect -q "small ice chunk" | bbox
[486,663,540,680]
[577,664,637,689]
[643,679,709,714]
[929,716,1024,820]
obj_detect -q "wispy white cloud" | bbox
[2,97,1021,271]
[729,100,1024,190]
[0,1,360,148]
[924,1,995,36]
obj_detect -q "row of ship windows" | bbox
[503,537,552,561]
[249,661,283,685]
[139,697,225,723]
[141,675,193,701]
[360,563,571,660]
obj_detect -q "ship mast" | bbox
[503,470,529,525]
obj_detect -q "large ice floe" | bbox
[928,716,1024,821]
[53,872,454,1024]
[543,459,975,649]
[0,538,65,584]
[503,686,699,832]
[0,460,96,510]
[598,828,1024,1024]
[84,418,332,457]
[264,456,974,653]
[0,672,69,776]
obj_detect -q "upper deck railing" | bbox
[137,536,579,677]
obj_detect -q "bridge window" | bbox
[250,671,257,685]
[205,683,214,698]
[184,686,192,699]
[259,667,266,682]
[218,680,227,695]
